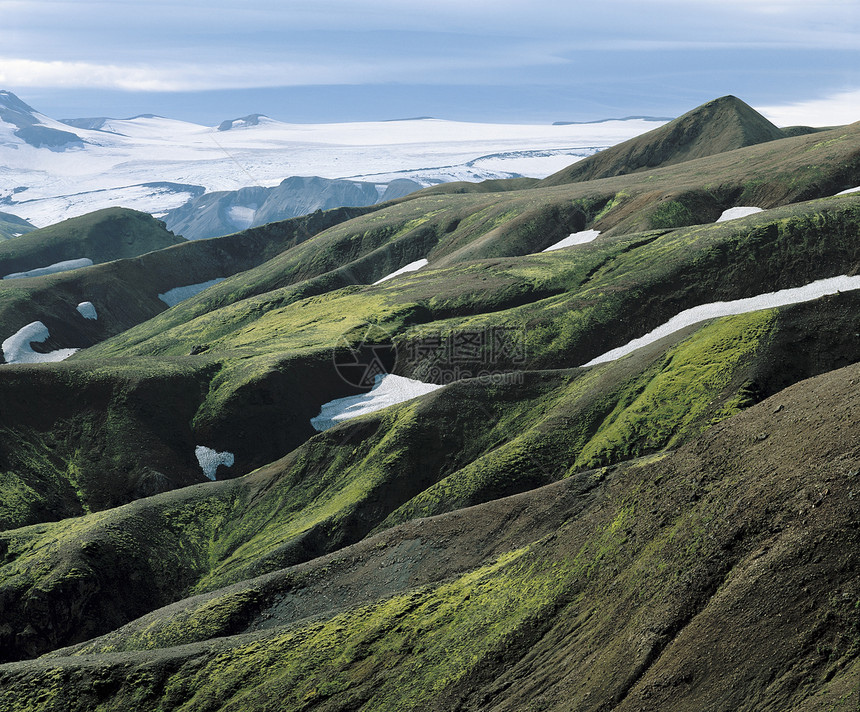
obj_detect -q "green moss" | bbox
[649,200,695,229]
[574,310,775,469]
[140,544,577,711]
[576,310,775,468]
[594,191,628,222]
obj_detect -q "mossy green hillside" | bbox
[79,195,860,371]
[5,196,858,532]
[376,309,777,528]
[0,208,183,277]
[16,197,850,510]
[0,360,209,529]
[0,204,378,355]
[0,211,35,242]
[541,95,787,186]
[3,290,856,663]
[3,359,858,711]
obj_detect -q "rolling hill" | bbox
[0,212,35,242]
[542,95,788,186]
[0,96,858,711]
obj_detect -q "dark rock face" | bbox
[164,176,422,241]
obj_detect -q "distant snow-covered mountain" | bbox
[0,90,668,230]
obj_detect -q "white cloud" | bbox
[756,89,860,127]
[0,41,567,92]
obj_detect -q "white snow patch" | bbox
[311,374,443,431]
[2,321,78,364]
[228,205,256,229]
[373,258,429,284]
[836,186,860,195]
[194,445,234,481]
[3,257,93,280]
[542,230,600,252]
[716,207,764,223]
[581,274,860,368]
[158,278,225,307]
[76,301,98,320]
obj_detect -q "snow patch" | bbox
[373,259,429,285]
[158,278,225,307]
[3,257,93,280]
[581,274,860,368]
[542,230,600,252]
[76,301,98,320]
[311,374,443,431]
[716,207,764,223]
[836,186,860,195]
[227,205,256,229]
[2,321,78,363]
[194,445,234,481]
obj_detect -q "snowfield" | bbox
[542,230,601,252]
[194,445,235,481]
[373,258,429,284]
[716,207,764,222]
[311,374,443,431]
[158,278,226,307]
[0,102,667,227]
[2,321,78,364]
[582,274,860,367]
[3,257,93,280]
[76,301,98,320]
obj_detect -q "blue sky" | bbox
[1,0,858,125]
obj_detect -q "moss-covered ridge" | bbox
[2,195,857,527]
[0,208,183,277]
[2,359,858,711]
[82,195,860,369]
[0,204,377,355]
[0,360,209,530]
[541,95,786,186]
[0,211,36,242]
[1,290,858,662]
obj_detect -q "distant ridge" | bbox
[218,114,267,131]
[543,95,786,186]
[0,89,84,149]
[552,116,672,125]
[0,207,183,277]
[0,211,35,241]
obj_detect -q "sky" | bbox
[1,0,858,126]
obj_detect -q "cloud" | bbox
[0,44,567,92]
[756,89,860,126]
